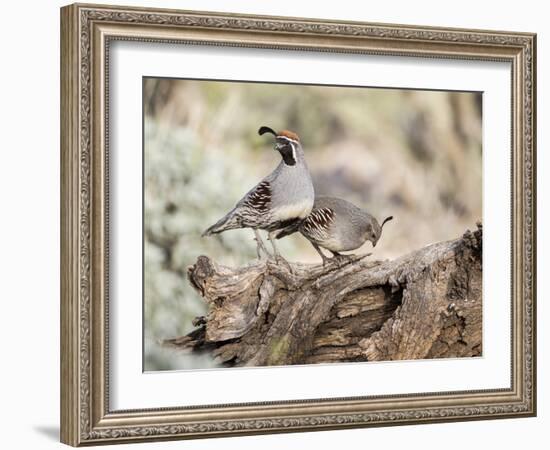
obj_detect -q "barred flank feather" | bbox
[275,207,335,241]
[202,182,274,236]
[243,181,271,212]
[302,207,335,237]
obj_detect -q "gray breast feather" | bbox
[230,159,314,229]
[269,160,314,220]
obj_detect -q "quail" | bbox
[275,196,393,265]
[202,126,315,262]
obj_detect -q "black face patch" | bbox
[276,139,297,166]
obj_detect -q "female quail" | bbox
[202,126,315,261]
[276,196,393,265]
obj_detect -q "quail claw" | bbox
[330,253,358,268]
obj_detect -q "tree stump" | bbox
[165,224,482,367]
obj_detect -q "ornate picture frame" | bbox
[60,3,536,446]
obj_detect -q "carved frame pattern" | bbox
[60,3,536,446]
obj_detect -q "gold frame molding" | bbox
[60,3,536,446]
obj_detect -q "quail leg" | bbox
[253,229,271,259]
[268,231,292,269]
[311,242,331,266]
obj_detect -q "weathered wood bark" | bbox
[165,225,482,367]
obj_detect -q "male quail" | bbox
[275,196,393,265]
[202,126,315,261]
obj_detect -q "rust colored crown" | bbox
[278,130,300,142]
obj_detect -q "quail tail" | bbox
[202,209,239,237]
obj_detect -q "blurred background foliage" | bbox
[143,78,482,371]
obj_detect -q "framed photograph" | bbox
[60,3,536,446]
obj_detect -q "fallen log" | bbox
[164,224,482,367]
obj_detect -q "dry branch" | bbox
[165,224,482,367]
